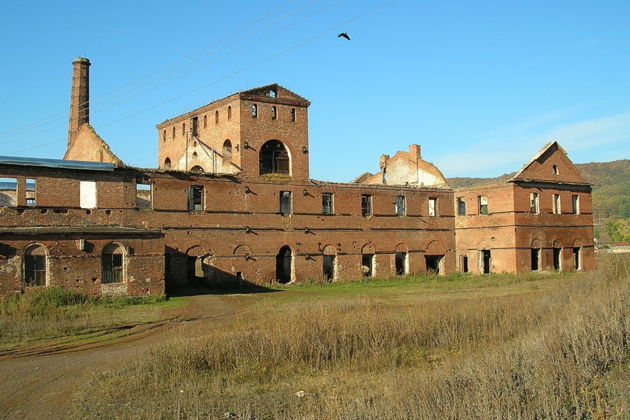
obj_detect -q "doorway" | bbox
[553,248,562,271]
[276,246,292,283]
[481,250,491,274]
[395,252,407,276]
[323,254,336,282]
[425,255,442,274]
[531,248,540,271]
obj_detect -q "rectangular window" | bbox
[191,116,198,137]
[361,194,372,217]
[80,181,97,209]
[361,254,374,277]
[322,193,333,215]
[136,182,152,209]
[553,194,561,214]
[478,196,488,215]
[26,178,36,207]
[572,195,580,214]
[103,254,123,283]
[530,192,539,214]
[457,198,466,216]
[394,195,405,216]
[24,254,46,286]
[280,191,292,215]
[460,255,469,273]
[0,177,18,207]
[188,185,204,211]
[428,197,437,216]
[573,247,581,270]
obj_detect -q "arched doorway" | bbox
[260,140,290,175]
[276,246,292,283]
[322,245,337,282]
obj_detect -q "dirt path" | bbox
[0,293,252,420]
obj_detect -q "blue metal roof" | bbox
[0,156,115,172]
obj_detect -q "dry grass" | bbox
[0,288,180,351]
[75,257,629,419]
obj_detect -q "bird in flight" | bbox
[337,32,351,41]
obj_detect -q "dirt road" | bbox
[0,293,250,420]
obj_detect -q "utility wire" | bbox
[8,0,397,156]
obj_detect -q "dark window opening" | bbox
[164,157,171,169]
[191,117,198,137]
[276,246,292,283]
[531,248,540,271]
[478,196,488,215]
[215,110,219,125]
[362,254,374,277]
[136,182,151,209]
[190,165,204,173]
[553,165,559,175]
[553,248,562,271]
[222,139,232,163]
[573,247,580,270]
[361,194,372,217]
[182,123,186,135]
[172,127,176,138]
[395,252,407,275]
[322,193,333,215]
[461,255,469,273]
[203,115,207,128]
[188,186,204,211]
[425,255,442,274]
[481,250,491,274]
[457,198,466,216]
[228,106,232,120]
[102,244,124,284]
[323,254,335,282]
[163,130,166,142]
[395,195,405,216]
[24,245,46,286]
[279,191,292,215]
[260,140,290,175]
[290,108,296,122]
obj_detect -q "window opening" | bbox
[188,186,204,211]
[290,108,296,122]
[0,178,17,207]
[79,181,97,209]
[228,106,232,120]
[164,157,172,169]
[553,247,562,271]
[24,244,46,286]
[203,115,207,128]
[271,106,277,120]
[395,252,407,275]
[260,140,290,175]
[162,130,166,142]
[191,117,198,137]
[395,195,405,216]
[322,193,333,215]
[267,89,277,98]
[215,110,219,125]
[172,127,176,138]
[530,192,539,214]
[572,195,579,214]
[361,194,372,217]
[428,197,437,216]
[26,178,36,206]
[222,140,232,163]
[251,104,257,118]
[553,194,561,214]
[102,244,124,283]
[457,198,466,216]
[531,248,540,271]
[182,122,185,135]
[362,253,374,277]
[478,196,488,215]
[136,181,151,209]
[190,165,204,173]
[276,246,292,283]
[481,250,491,274]
[279,191,292,215]
[552,165,559,175]
[425,255,442,274]
[461,255,469,273]
[323,254,335,282]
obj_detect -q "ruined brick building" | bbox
[0,58,594,296]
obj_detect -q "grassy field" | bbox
[0,288,185,352]
[73,255,629,419]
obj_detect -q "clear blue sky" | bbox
[1,0,629,181]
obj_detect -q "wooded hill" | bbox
[447,160,630,220]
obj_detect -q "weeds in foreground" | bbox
[75,256,629,419]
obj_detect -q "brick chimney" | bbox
[67,57,90,145]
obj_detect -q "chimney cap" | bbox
[73,57,90,64]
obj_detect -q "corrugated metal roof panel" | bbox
[0,156,115,171]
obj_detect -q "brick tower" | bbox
[67,57,90,145]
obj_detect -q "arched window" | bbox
[222,139,232,163]
[251,104,257,118]
[191,165,204,173]
[215,110,219,125]
[172,127,176,138]
[162,130,166,142]
[102,243,125,284]
[24,244,47,286]
[228,106,232,120]
[164,157,171,169]
[182,123,186,135]
[192,152,198,159]
[271,106,277,120]
[203,115,207,128]
[260,140,290,175]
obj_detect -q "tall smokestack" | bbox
[67,57,90,145]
